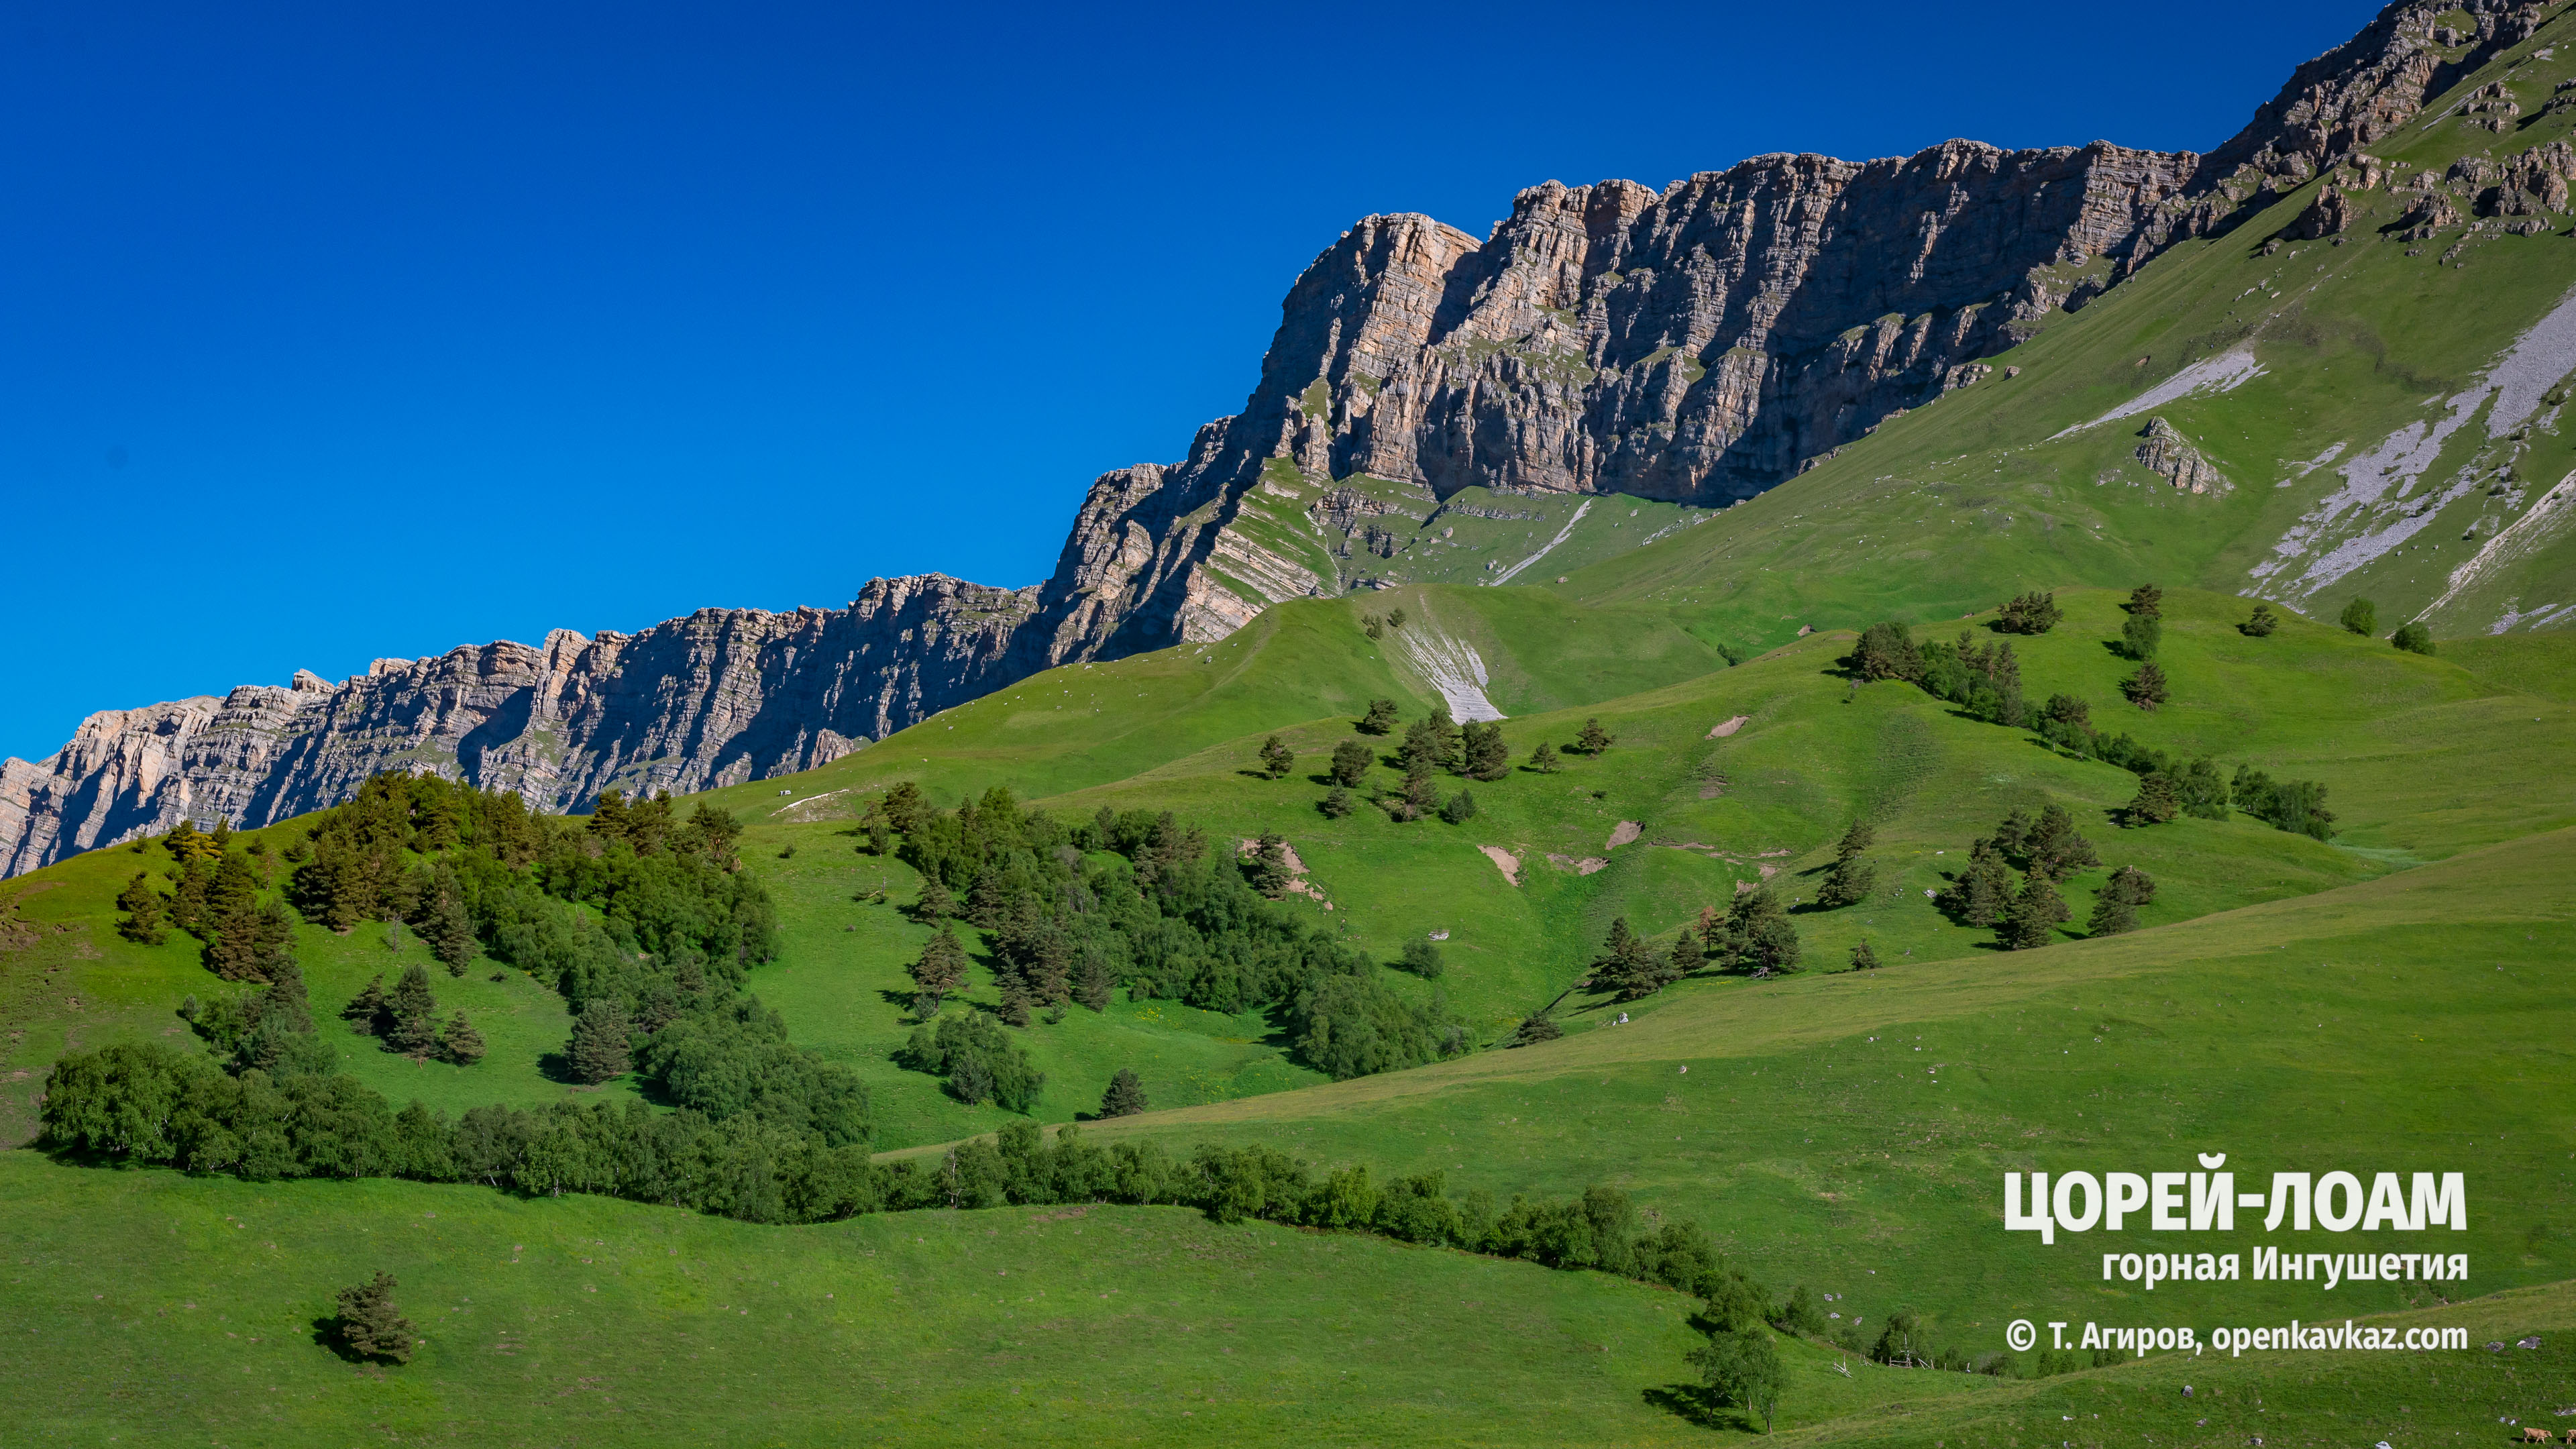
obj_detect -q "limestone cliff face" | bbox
[3,1,2507,876]
[0,575,1034,876]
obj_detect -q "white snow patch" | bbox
[1490,498,1592,584]
[1393,627,1505,721]
[2051,349,2267,439]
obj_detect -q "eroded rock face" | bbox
[0,574,1034,875]
[3,1,2493,875]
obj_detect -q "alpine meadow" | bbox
[9,2,2576,1443]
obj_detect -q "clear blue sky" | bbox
[1,0,2379,763]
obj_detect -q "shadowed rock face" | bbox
[3,1,2510,875]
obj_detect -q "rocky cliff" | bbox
[3,0,2532,876]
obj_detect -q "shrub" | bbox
[2339,597,2377,635]
[2392,621,2434,655]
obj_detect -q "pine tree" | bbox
[2339,596,2378,635]
[568,996,633,1082]
[2127,583,2164,618]
[909,922,969,1017]
[1258,735,1295,780]
[1396,768,1441,822]
[1398,718,1446,776]
[1099,1068,1149,1118]
[1666,929,1703,983]
[333,1271,416,1364]
[1357,698,1400,735]
[419,865,474,975]
[2124,772,2182,826]
[2121,612,2163,660]
[1851,621,1922,681]
[1074,944,1113,1011]
[436,1011,486,1065]
[915,874,958,920]
[1329,739,1374,787]
[1385,607,1407,631]
[1850,938,1881,970]
[1593,917,1658,997]
[1526,741,1560,773]
[343,975,388,1034]
[115,872,168,945]
[1438,788,1478,824]
[996,973,1034,1028]
[1246,835,1294,897]
[384,964,441,1056]
[1576,718,1615,757]
[2023,804,2100,881]
[2122,661,2170,710]
[1318,786,1355,818]
[1817,819,1878,908]
[1462,720,1511,780]
[2004,873,2070,950]
[1993,810,2033,859]
[2241,602,2279,637]
[2087,864,2157,937]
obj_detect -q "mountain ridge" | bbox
[3,0,2553,877]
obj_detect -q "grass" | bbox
[0,1148,2009,1446]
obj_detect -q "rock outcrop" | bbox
[1,575,1034,876]
[3,1,2526,876]
[2135,418,2231,495]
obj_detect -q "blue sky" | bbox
[0,0,2379,763]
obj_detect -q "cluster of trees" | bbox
[117,821,296,981]
[878,783,1466,1084]
[1996,590,2063,635]
[898,1010,1045,1110]
[1312,701,1613,818]
[1846,612,2336,842]
[343,965,484,1064]
[1935,806,2155,947]
[155,773,857,1145]
[1589,885,1806,1003]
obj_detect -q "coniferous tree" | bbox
[2023,804,2100,881]
[1246,835,1294,898]
[1851,621,1923,681]
[2339,597,2378,635]
[2241,602,2279,637]
[1074,944,1114,1011]
[1398,718,1446,777]
[2124,772,2182,826]
[1462,720,1511,781]
[2004,874,2070,950]
[568,996,633,1082]
[1817,820,1877,908]
[996,973,1035,1028]
[1258,735,1295,780]
[1850,938,1881,971]
[1318,786,1355,818]
[1385,607,1407,631]
[2121,612,2163,661]
[909,922,970,1017]
[1396,768,1441,822]
[1941,837,2014,926]
[1992,810,2033,859]
[343,975,388,1035]
[333,1272,416,1364]
[115,872,169,945]
[419,864,474,975]
[436,1012,486,1065]
[2122,661,2170,710]
[2127,583,2164,618]
[1576,718,1615,757]
[1099,1068,1149,1118]
[1709,890,1800,973]
[1593,917,1658,998]
[1504,1012,1562,1047]
[1774,1285,1830,1337]
[1357,698,1400,735]
[914,874,958,920]
[1438,789,1478,824]
[1329,739,1374,787]
[2086,864,2157,938]
[1526,741,1560,773]
[384,965,442,1056]
[1667,929,1703,982]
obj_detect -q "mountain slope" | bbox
[11,0,2553,880]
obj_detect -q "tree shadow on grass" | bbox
[310,1315,364,1363]
[1642,1384,1743,1431]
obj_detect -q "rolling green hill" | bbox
[11,16,2576,1441]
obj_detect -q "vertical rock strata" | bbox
[1,0,2535,875]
